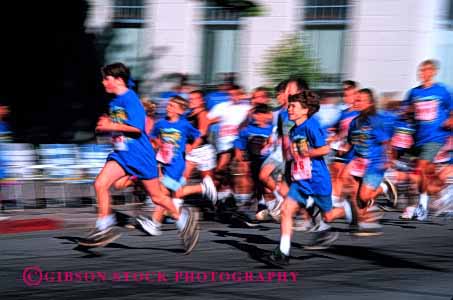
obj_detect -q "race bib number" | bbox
[349,157,369,177]
[219,125,238,138]
[414,100,438,121]
[291,157,312,180]
[156,143,174,164]
[112,135,127,151]
[391,132,413,149]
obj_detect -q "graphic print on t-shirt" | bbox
[291,135,312,180]
[110,106,130,151]
[156,128,181,164]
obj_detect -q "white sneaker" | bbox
[400,206,416,220]
[433,185,453,217]
[136,216,162,236]
[201,176,218,205]
[414,204,428,221]
[343,200,353,224]
[294,219,314,232]
[268,199,283,222]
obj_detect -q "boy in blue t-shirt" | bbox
[265,91,345,266]
[401,60,453,221]
[80,63,199,254]
[137,96,216,237]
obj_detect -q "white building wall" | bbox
[345,0,442,97]
[149,0,202,85]
[239,0,300,90]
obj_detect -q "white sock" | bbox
[280,235,291,256]
[96,214,116,231]
[419,193,429,210]
[175,208,189,231]
[380,182,388,194]
[332,195,342,208]
[172,198,184,212]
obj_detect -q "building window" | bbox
[104,0,147,80]
[112,0,145,28]
[301,0,352,88]
[200,2,241,85]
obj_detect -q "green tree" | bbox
[261,33,321,88]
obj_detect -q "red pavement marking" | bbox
[0,218,62,234]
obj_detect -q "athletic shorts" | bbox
[287,185,332,213]
[186,144,217,171]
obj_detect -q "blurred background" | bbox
[0,0,452,209]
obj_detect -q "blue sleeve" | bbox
[185,121,201,141]
[122,96,145,131]
[234,128,248,150]
[307,121,327,148]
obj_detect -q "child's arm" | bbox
[306,145,330,158]
[96,115,140,134]
[187,137,203,153]
[235,148,245,162]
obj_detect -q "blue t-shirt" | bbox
[378,109,399,138]
[235,123,274,160]
[107,89,158,180]
[348,114,390,168]
[151,118,200,165]
[403,83,453,146]
[289,117,331,196]
[205,91,230,111]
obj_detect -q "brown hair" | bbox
[288,90,320,118]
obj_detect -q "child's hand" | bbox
[96,115,115,132]
[185,144,193,154]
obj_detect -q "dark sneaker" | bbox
[78,227,121,247]
[180,207,200,255]
[264,247,290,267]
[304,230,339,250]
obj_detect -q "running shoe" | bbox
[78,227,122,247]
[414,204,428,221]
[201,175,218,206]
[264,247,290,267]
[255,203,269,221]
[382,177,398,208]
[304,230,339,250]
[352,222,383,237]
[180,207,200,255]
[136,216,162,236]
[293,219,314,232]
